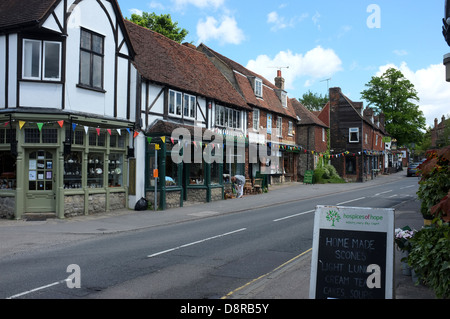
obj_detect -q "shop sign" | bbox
[309,205,394,299]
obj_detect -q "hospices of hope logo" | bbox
[326,210,341,227]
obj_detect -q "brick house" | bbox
[290,99,329,180]
[329,87,387,182]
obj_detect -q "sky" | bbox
[118,0,450,128]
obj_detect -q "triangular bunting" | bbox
[96,128,101,136]
[58,120,64,128]
[107,129,112,136]
[72,123,77,131]
[84,126,89,135]
[37,123,44,132]
[133,131,139,139]
[19,121,26,130]
[147,137,153,144]
[161,136,166,143]
[117,129,122,136]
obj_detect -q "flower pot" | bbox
[400,251,411,276]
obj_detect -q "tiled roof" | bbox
[124,20,249,110]
[290,99,328,128]
[199,44,298,120]
[0,0,59,30]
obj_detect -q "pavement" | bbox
[0,171,436,299]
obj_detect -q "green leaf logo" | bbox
[326,210,341,227]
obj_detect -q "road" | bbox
[0,175,418,300]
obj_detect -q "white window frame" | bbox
[349,128,360,143]
[169,90,183,117]
[322,128,326,142]
[184,93,196,120]
[277,117,283,137]
[23,39,62,82]
[255,78,263,97]
[253,108,260,131]
[288,121,294,136]
[216,105,242,130]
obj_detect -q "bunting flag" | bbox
[161,136,166,143]
[133,131,139,139]
[117,129,122,136]
[126,128,131,135]
[107,129,112,136]
[58,120,64,128]
[72,123,77,131]
[19,121,26,130]
[96,128,101,136]
[84,126,89,135]
[147,137,153,144]
[37,123,44,132]
[4,122,9,127]
[170,137,174,144]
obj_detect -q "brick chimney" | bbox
[275,70,285,90]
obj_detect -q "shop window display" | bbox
[87,153,104,188]
[64,152,82,189]
[108,153,123,187]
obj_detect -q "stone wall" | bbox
[64,195,85,218]
[109,192,126,211]
[187,188,207,203]
[0,196,15,219]
[146,190,182,209]
[211,187,223,202]
[88,194,106,215]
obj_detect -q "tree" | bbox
[127,12,189,43]
[361,68,426,146]
[299,90,329,111]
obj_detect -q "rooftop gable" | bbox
[291,99,328,128]
[0,0,59,31]
[125,20,248,110]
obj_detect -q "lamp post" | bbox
[444,0,450,81]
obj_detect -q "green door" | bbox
[25,149,56,213]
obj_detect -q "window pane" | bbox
[80,51,91,85]
[44,42,61,80]
[23,40,41,78]
[190,96,196,118]
[81,30,91,50]
[176,92,182,116]
[184,95,189,117]
[92,54,102,88]
[169,91,175,114]
[92,34,103,54]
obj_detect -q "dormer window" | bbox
[281,91,287,108]
[255,78,263,97]
[22,39,61,81]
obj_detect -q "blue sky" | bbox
[118,0,450,128]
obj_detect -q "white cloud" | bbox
[129,8,143,16]
[267,11,308,32]
[197,16,245,45]
[312,11,321,30]
[376,62,450,128]
[393,49,408,56]
[246,46,342,91]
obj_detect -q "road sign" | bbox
[309,205,394,299]
[304,170,314,185]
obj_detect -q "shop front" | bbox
[0,113,134,219]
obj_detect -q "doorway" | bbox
[25,149,56,213]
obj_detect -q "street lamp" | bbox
[444,0,450,82]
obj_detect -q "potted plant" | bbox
[395,226,416,275]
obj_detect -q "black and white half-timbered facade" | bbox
[0,0,138,219]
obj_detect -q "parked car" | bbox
[407,162,420,177]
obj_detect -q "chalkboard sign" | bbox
[309,206,394,299]
[304,170,314,184]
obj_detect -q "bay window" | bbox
[23,39,61,81]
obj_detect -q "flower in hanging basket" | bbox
[394,226,417,253]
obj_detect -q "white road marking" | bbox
[336,197,366,206]
[7,279,70,299]
[375,190,393,196]
[273,210,315,222]
[147,228,247,258]
[400,185,415,189]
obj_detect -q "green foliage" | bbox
[407,220,450,299]
[299,90,329,112]
[361,68,426,146]
[314,164,345,184]
[417,147,450,219]
[127,12,189,43]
